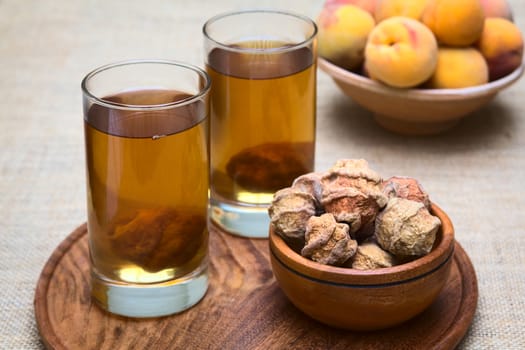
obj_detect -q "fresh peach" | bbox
[479,0,513,20]
[426,48,489,88]
[324,0,376,14]
[375,0,429,23]
[477,17,524,80]
[422,0,485,46]
[364,16,438,88]
[318,4,376,71]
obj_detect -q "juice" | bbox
[207,41,316,205]
[84,89,208,284]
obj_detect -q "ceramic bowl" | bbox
[319,57,524,135]
[269,203,455,331]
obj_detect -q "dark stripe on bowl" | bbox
[270,246,454,289]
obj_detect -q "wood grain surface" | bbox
[34,223,478,350]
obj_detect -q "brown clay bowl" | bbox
[319,57,524,135]
[269,203,455,331]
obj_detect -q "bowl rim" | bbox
[318,57,525,101]
[269,202,455,286]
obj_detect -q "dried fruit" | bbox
[268,159,442,269]
[351,241,396,270]
[382,176,430,208]
[292,172,324,213]
[301,213,357,266]
[320,159,387,232]
[375,198,441,257]
[268,187,317,246]
[109,208,206,272]
[226,142,314,192]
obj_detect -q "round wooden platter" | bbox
[35,223,478,350]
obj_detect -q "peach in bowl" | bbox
[317,1,524,135]
[269,202,454,331]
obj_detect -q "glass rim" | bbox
[202,9,318,54]
[81,59,211,111]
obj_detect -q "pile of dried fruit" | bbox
[268,159,441,269]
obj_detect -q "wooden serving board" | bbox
[34,223,478,350]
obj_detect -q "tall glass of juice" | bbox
[82,60,210,317]
[203,10,318,238]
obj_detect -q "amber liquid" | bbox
[84,89,208,284]
[207,41,316,205]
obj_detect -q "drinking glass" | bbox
[82,59,210,317]
[203,10,318,238]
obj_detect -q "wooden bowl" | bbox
[319,57,524,135]
[269,203,455,331]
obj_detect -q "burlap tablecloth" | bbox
[1,0,523,348]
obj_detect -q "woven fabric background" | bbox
[1,0,524,348]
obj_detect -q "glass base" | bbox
[91,261,208,318]
[210,198,270,238]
